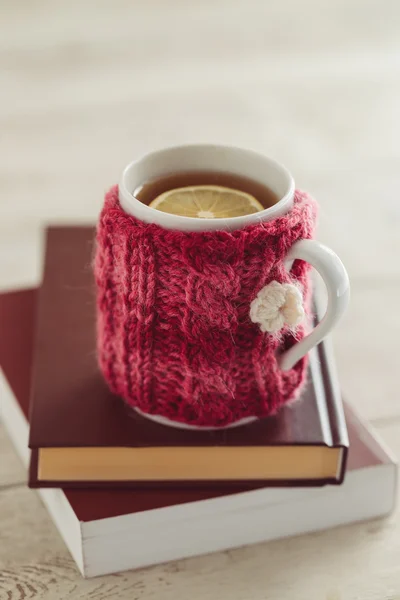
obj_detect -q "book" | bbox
[28,226,348,487]
[0,287,396,578]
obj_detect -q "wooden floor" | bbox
[1,0,400,597]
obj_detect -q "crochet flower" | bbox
[250,281,304,333]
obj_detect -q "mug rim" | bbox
[118,144,295,231]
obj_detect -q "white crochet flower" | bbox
[249,281,305,333]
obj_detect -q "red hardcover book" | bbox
[0,288,396,577]
[27,227,348,487]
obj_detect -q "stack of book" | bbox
[0,226,396,578]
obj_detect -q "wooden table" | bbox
[1,0,400,597]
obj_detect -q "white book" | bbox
[0,288,396,577]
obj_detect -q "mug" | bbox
[95,144,349,429]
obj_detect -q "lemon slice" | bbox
[149,185,264,218]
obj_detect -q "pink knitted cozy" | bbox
[95,186,317,427]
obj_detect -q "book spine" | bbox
[314,330,349,483]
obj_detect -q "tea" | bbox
[133,170,279,218]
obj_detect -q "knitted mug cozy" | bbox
[95,186,318,427]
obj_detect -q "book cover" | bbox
[0,287,395,577]
[28,227,348,487]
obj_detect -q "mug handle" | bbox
[279,239,350,371]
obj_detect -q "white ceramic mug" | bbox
[119,144,350,377]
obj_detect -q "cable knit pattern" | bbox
[95,186,318,427]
